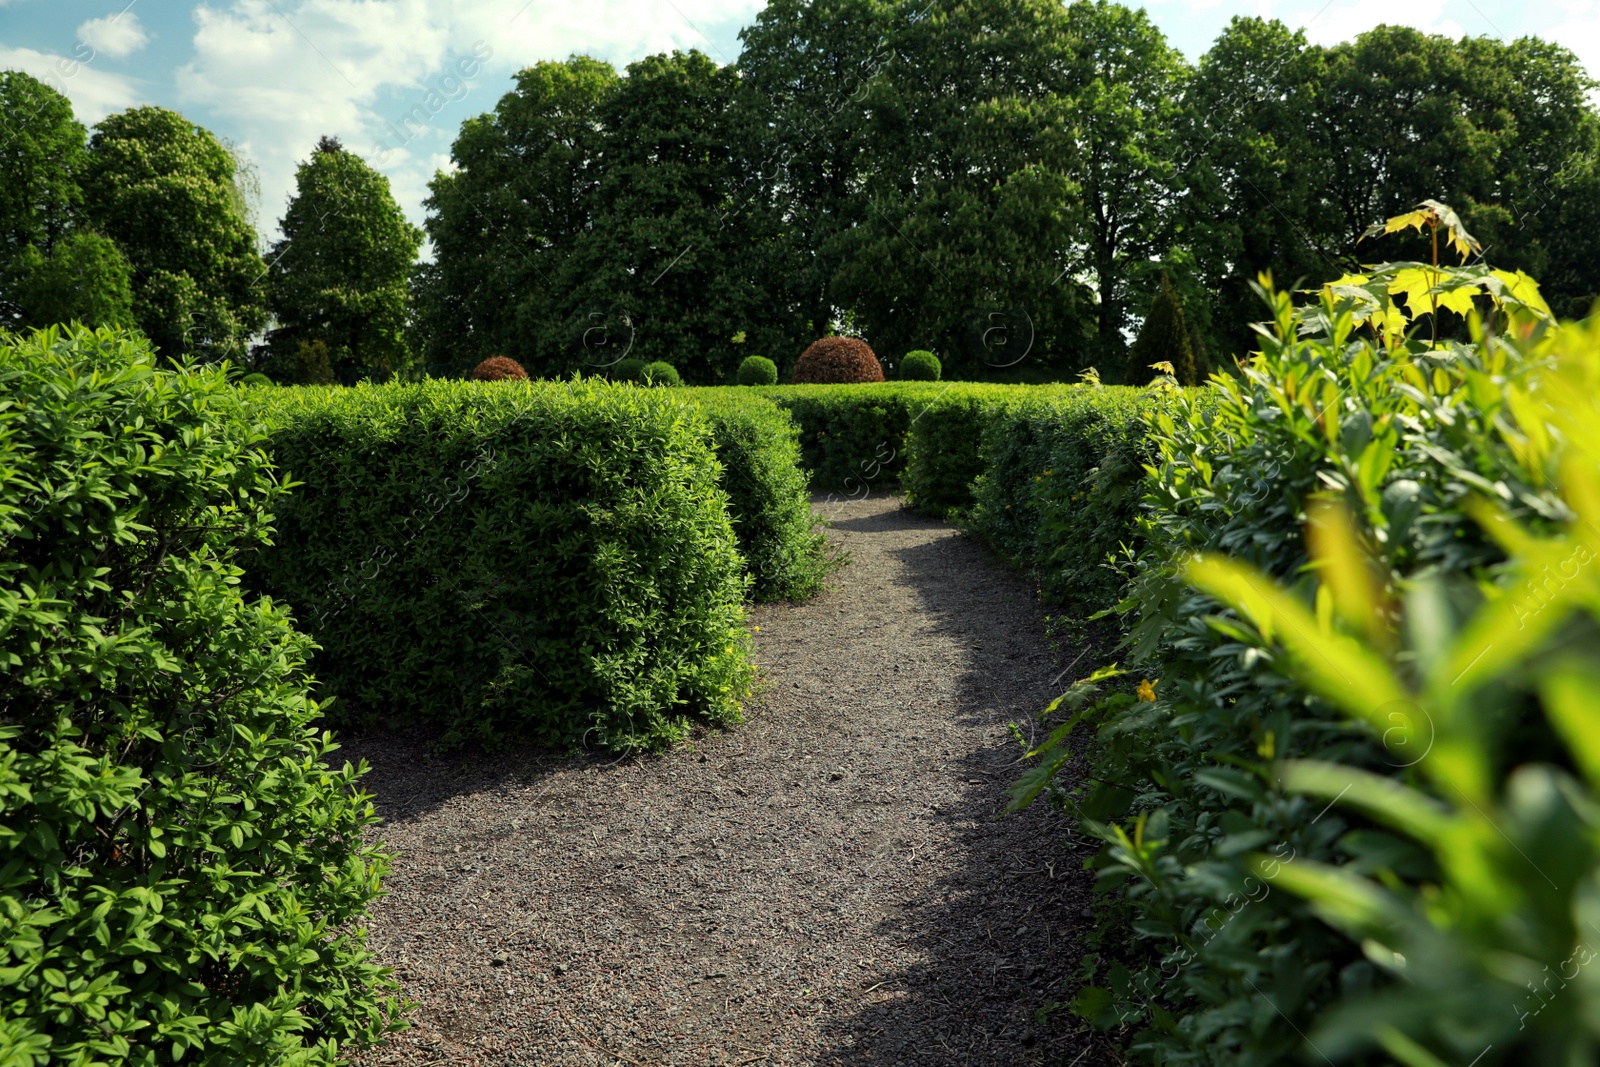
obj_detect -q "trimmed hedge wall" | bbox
[751,383,938,491]
[248,380,754,751]
[1,327,399,1064]
[969,387,1193,610]
[681,390,828,601]
[740,382,1057,495]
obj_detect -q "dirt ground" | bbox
[347,492,1107,1066]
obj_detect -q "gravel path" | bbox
[347,493,1101,1066]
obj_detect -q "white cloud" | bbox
[1295,0,1466,46]
[0,44,143,123]
[1549,1,1600,99]
[77,11,151,58]
[177,0,761,245]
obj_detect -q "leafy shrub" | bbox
[680,389,828,600]
[471,355,527,381]
[0,326,401,1065]
[248,379,753,751]
[792,336,885,384]
[1013,241,1580,1064]
[240,371,272,386]
[898,349,941,381]
[736,354,778,386]
[641,360,682,387]
[612,357,647,382]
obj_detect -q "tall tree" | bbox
[0,71,86,261]
[0,71,91,327]
[84,107,266,360]
[554,49,761,382]
[1175,17,1338,358]
[734,0,894,360]
[266,136,422,379]
[833,0,1095,378]
[416,56,618,370]
[1062,0,1188,372]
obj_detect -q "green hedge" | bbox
[678,390,827,601]
[965,386,1185,610]
[0,327,399,1065]
[899,384,1059,518]
[746,383,949,491]
[1013,280,1600,1063]
[248,380,753,751]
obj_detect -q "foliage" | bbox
[831,0,1095,378]
[556,50,767,383]
[747,382,937,490]
[898,349,941,381]
[967,385,1182,609]
[899,383,1059,518]
[1124,274,1197,385]
[1178,21,1600,357]
[241,371,272,386]
[247,379,754,752]
[417,51,775,382]
[612,357,647,383]
[0,325,401,1065]
[414,56,618,370]
[677,389,829,600]
[641,361,682,387]
[792,336,884,384]
[1004,239,1594,1063]
[471,355,528,381]
[6,232,135,330]
[265,137,422,380]
[84,107,267,362]
[1062,0,1189,371]
[0,72,88,327]
[733,0,893,348]
[736,355,778,386]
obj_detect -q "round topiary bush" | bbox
[0,325,400,1062]
[642,361,682,387]
[899,350,941,381]
[471,355,527,381]
[792,336,884,384]
[612,357,647,383]
[240,371,273,386]
[737,354,778,386]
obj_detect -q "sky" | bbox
[2,0,1597,256]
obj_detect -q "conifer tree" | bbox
[1125,273,1198,385]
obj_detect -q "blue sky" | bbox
[2,0,1596,255]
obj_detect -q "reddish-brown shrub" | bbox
[471,356,528,381]
[792,336,884,384]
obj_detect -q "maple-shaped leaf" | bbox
[1488,269,1553,319]
[1359,200,1482,263]
[1418,199,1481,261]
[1434,284,1481,317]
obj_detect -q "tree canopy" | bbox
[5,3,1599,377]
[266,136,422,380]
[84,106,267,361]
